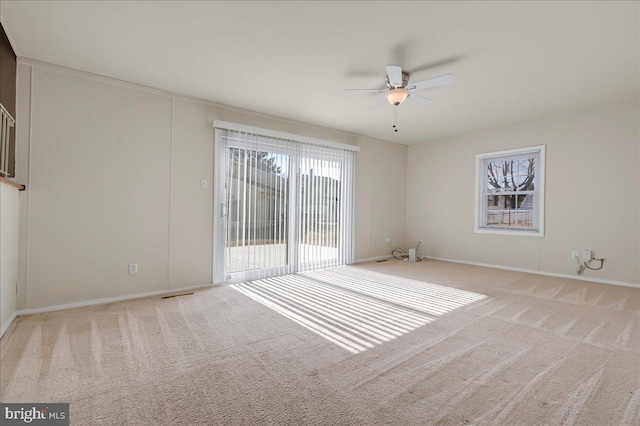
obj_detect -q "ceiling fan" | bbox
[345,66,454,132]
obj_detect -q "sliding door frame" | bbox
[212,121,358,285]
[213,133,226,284]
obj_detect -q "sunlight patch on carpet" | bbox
[232,266,487,354]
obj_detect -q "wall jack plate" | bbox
[408,248,417,262]
[582,250,592,263]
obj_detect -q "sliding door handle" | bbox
[221,203,228,218]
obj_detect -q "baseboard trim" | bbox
[354,255,393,264]
[424,256,639,289]
[0,311,19,339]
[5,257,636,333]
[16,283,216,317]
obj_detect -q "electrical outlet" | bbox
[201,179,208,189]
[129,263,138,274]
[571,251,579,260]
[582,250,592,262]
[385,238,391,245]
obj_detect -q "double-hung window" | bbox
[475,145,545,236]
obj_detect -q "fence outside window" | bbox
[486,209,533,227]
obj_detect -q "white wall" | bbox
[355,136,407,260]
[406,104,640,286]
[15,59,407,310]
[26,67,172,308]
[1,182,20,335]
[168,99,217,289]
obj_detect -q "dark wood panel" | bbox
[0,23,16,177]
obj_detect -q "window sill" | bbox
[474,228,544,237]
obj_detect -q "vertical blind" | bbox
[215,127,356,282]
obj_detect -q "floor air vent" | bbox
[161,292,194,299]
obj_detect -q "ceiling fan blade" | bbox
[386,65,403,87]
[407,73,455,91]
[344,88,387,93]
[407,93,432,106]
[368,97,388,110]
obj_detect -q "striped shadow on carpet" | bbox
[231,266,487,353]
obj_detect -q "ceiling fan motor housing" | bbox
[386,71,410,89]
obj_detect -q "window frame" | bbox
[474,145,545,237]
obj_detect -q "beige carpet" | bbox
[1,259,639,425]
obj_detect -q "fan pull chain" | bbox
[393,105,398,132]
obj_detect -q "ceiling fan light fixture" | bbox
[386,88,409,105]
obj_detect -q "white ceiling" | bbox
[2,1,638,145]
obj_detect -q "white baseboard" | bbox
[354,255,393,264]
[3,257,635,338]
[0,311,19,339]
[424,256,639,289]
[14,282,216,317]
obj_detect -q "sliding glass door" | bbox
[224,146,291,282]
[297,153,344,272]
[214,126,355,284]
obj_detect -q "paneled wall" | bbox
[1,182,20,335]
[15,60,407,309]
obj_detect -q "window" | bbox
[475,145,545,236]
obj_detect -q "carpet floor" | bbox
[1,259,639,425]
